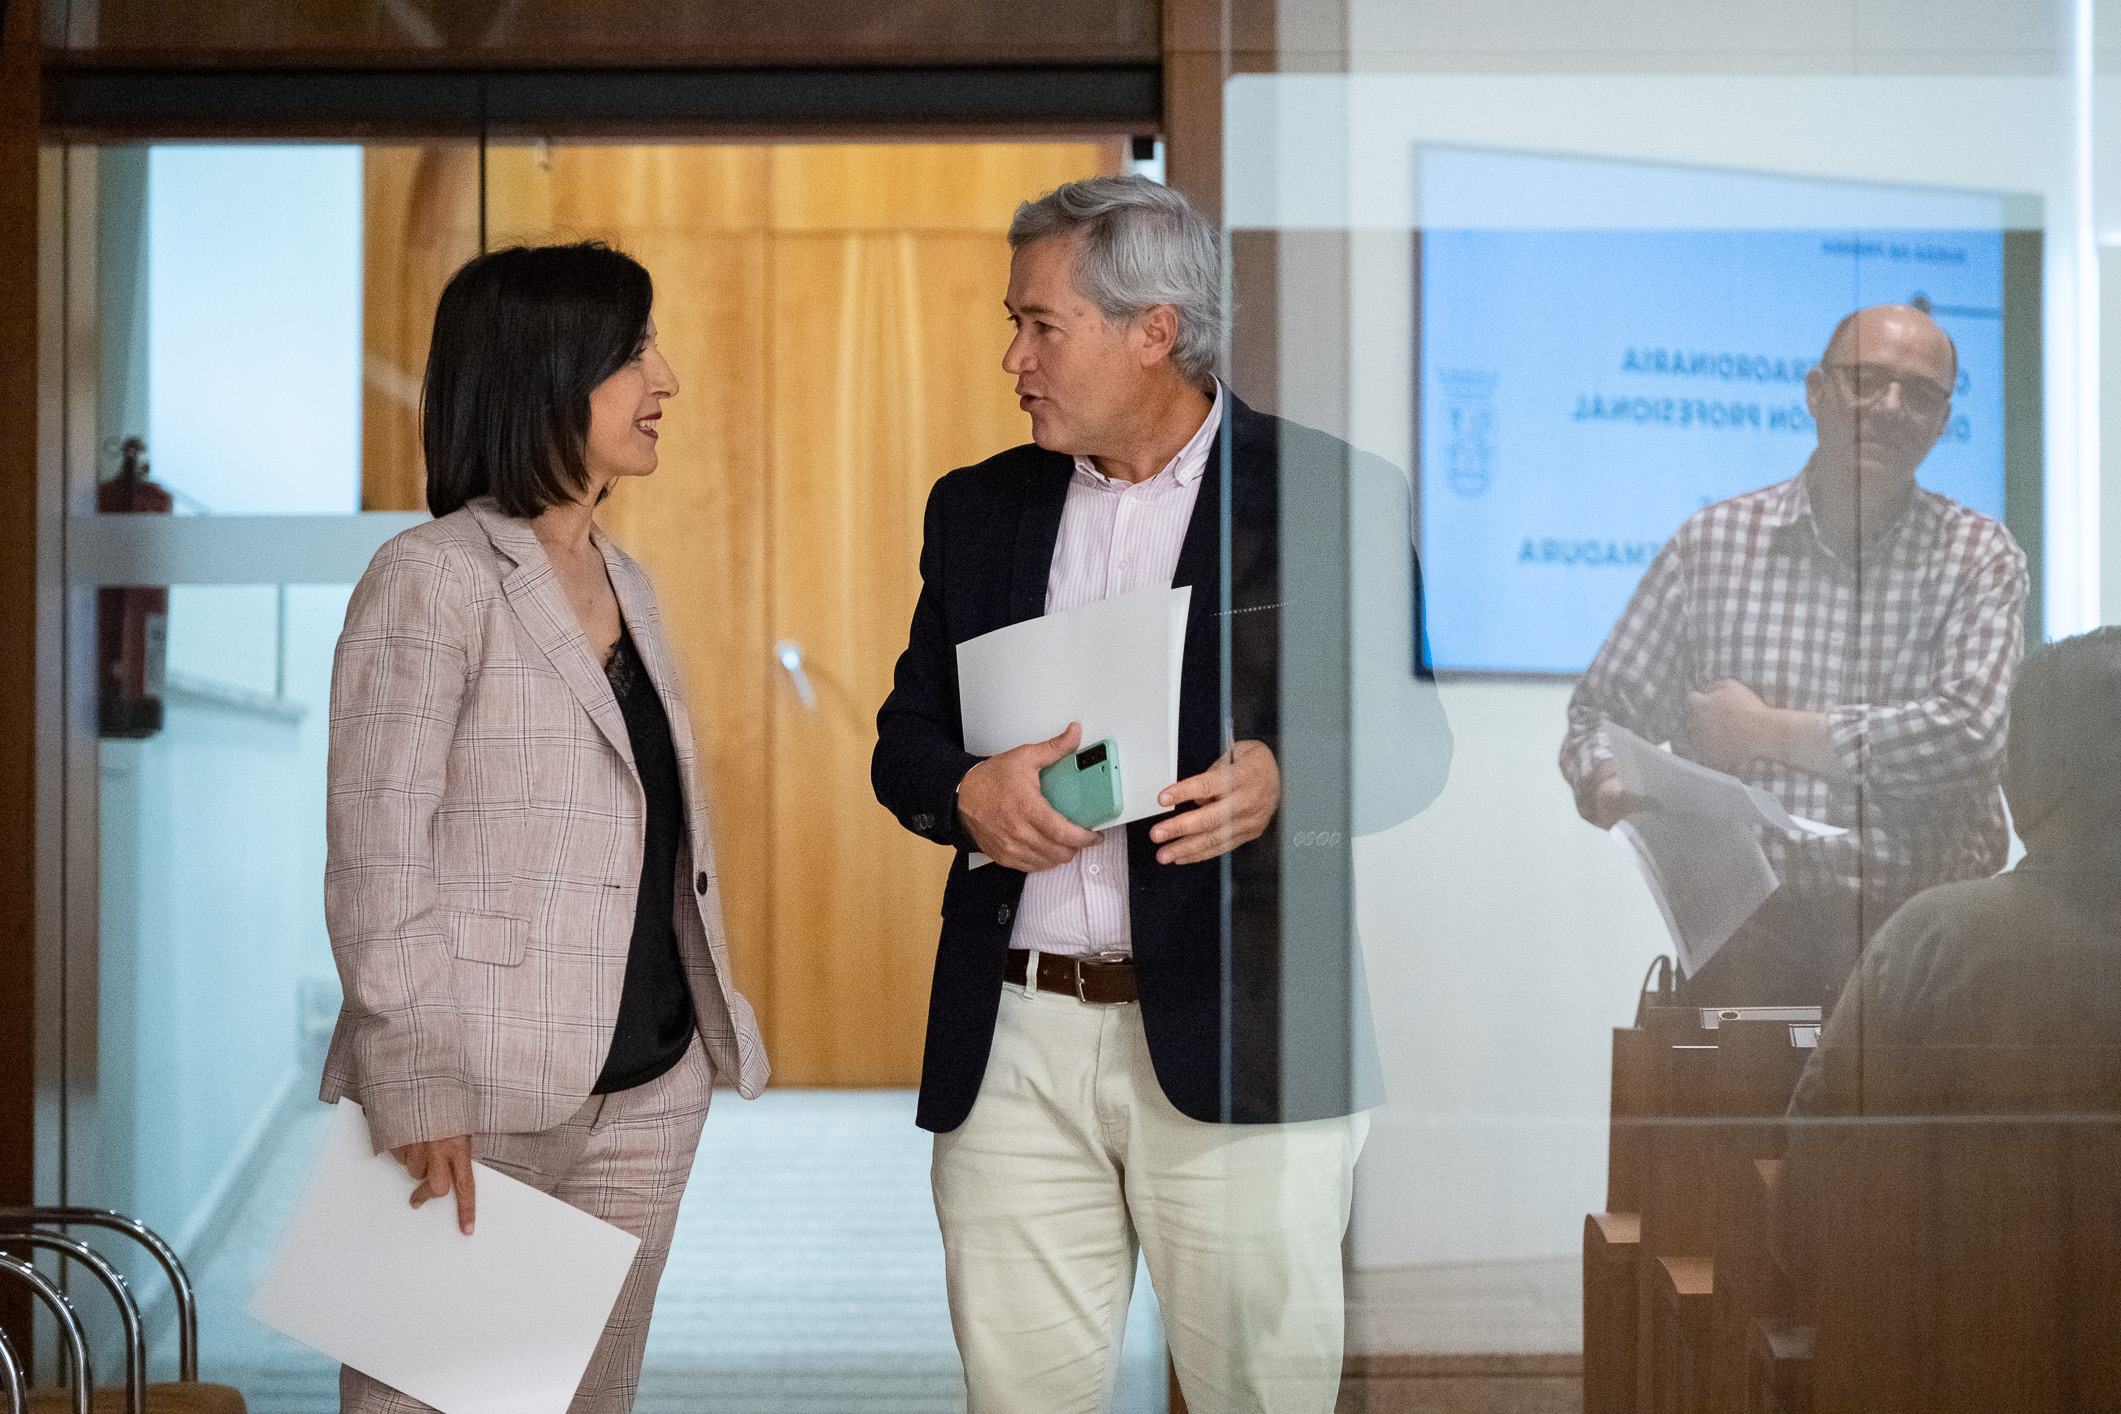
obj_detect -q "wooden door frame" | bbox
[0,0,45,1361]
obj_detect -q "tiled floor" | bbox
[1344,1259,1579,1358]
[166,1090,1167,1414]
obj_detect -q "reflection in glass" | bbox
[1564,302,2027,1009]
[1779,628,2121,1411]
[1413,147,2016,677]
[1225,51,2091,1410]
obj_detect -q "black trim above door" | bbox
[42,63,1163,140]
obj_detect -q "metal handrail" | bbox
[0,1320,24,1414]
[0,1231,145,1414]
[0,1207,197,1382]
[0,1253,92,1414]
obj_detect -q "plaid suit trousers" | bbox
[339,1036,712,1414]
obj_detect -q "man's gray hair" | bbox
[1008,174,1223,389]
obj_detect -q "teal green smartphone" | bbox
[1040,738,1123,829]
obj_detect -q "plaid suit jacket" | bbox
[321,497,769,1153]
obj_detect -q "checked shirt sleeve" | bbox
[1825,534,2026,794]
[1562,538,1693,797]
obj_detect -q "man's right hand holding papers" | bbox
[1596,717,1846,977]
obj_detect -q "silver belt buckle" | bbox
[1075,949,1132,1005]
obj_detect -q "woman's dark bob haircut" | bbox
[422,242,653,519]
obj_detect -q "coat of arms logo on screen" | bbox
[1438,368,1498,496]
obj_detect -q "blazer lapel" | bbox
[1180,394,1279,603]
[601,534,736,960]
[469,500,636,772]
[1171,402,1230,602]
[1008,454,1074,624]
[602,536,700,798]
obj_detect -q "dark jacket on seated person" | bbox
[1789,626,2121,1121]
[1786,854,2121,1122]
[1770,635,2121,1414]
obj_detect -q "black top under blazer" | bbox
[873,393,1452,1132]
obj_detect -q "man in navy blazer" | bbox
[874,174,1451,1414]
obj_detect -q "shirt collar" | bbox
[1769,456,1933,554]
[1761,468,1813,533]
[1072,380,1225,489]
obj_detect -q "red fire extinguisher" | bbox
[98,436,172,739]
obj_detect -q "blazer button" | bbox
[913,812,934,831]
[997,905,1012,925]
[695,871,709,896]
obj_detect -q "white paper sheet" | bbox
[1612,814,1779,979]
[1604,721,1848,841]
[956,586,1191,866]
[1601,719,1844,977]
[249,1100,640,1414]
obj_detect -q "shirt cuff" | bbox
[1565,727,1613,788]
[357,1080,477,1155]
[1824,703,1870,781]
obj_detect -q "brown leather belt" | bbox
[1005,949,1138,1005]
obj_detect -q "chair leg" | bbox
[1585,1213,1641,1414]
[1649,1256,1714,1414]
[1745,1317,1813,1414]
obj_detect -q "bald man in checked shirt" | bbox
[1561,304,2028,1009]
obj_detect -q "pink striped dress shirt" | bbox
[1009,383,1225,958]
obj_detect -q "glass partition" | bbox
[46,132,1179,1414]
[1225,4,2121,1411]
[51,139,473,1403]
[29,6,2121,1410]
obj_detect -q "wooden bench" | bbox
[1586,1006,1819,1414]
[1784,1046,2121,1414]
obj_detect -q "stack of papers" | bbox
[956,586,1190,867]
[1602,720,1846,978]
[250,1100,640,1414]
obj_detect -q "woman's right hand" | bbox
[392,1136,477,1235]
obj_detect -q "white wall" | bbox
[1353,681,1665,1268]
[98,692,309,1249]
[93,583,351,1254]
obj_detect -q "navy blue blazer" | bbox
[873,393,1451,1131]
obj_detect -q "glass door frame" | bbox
[33,146,425,1383]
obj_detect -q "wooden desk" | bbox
[1789,1047,2121,1414]
[1599,1022,2121,1413]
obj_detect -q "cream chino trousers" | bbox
[932,979,1367,1414]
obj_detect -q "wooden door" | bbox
[760,144,1112,1083]
[363,140,1115,1084]
[360,144,482,513]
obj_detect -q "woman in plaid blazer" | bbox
[321,243,768,1414]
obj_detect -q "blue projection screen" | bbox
[1416,148,2013,675]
